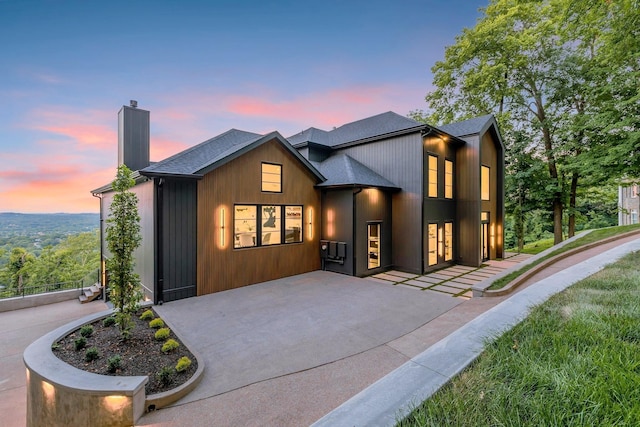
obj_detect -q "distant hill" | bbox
[0,213,100,238]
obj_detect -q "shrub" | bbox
[107,355,122,373]
[175,356,192,373]
[161,338,179,353]
[85,347,99,362]
[74,337,87,351]
[51,342,60,351]
[102,316,116,327]
[155,327,170,341]
[80,325,94,338]
[139,309,154,321]
[156,366,174,386]
[149,318,165,329]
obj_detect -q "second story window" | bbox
[262,162,282,193]
[445,159,453,199]
[481,165,490,201]
[428,155,438,198]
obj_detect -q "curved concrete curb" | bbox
[23,307,205,426]
[474,228,640,297]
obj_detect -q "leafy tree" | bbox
[8,248,35,292]
[105,165,142,340]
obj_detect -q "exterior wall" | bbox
[423,135,458,272]
[197,139,321,295]
[321,189,354,275]
[456,134,482,267]
[158,179,197,302]
[118,105,150,172]
[336,133,424,273]
[354,188,393,276]
[101,179,155,301]
[480,131,504,259]
[619,184,640,225]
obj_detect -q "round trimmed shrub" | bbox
[85,347,99,362]
[102,316,116,327]
[156,366,174,386]
[161,338,179,353]
[80,325,94,338]
[74,337,87,351]
[154,327,170,341]
[175,356,192,373]
[149,318,165,329]
[107,355,122,373]
[139,309,154,321]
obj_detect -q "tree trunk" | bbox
[568,172,579,238]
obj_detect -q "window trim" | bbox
[261,162,282,193]
[367,222,381,269]
[481,165,490,201]
[428,154,438,198]
[444,159,453,199]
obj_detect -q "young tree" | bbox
[105,165,142,340]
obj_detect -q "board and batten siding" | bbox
[337,132,424,274]
[456,134,482,267]
[481,131,504,259]
[197,139,321,295]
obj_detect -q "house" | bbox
[92,102,504,304]
[619,183,639,225]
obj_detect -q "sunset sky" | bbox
[0,0,486,213]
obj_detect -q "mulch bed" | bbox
[52,308,198,395]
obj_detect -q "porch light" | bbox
[307,207,313,240]
[219,207,226,248]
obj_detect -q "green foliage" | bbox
[139,309,154,321]
[105,165,143,340]
[102,316,116,327]
[107,355,122,373]
[161,339,179,353]
[175,356,192,373]
[79,325,94,338]
[74,337,87,351]
[154,327,170,341]
[84,347,100,362]
[51,342,60,351]
[156,366,174,386]
[149,318,165,329]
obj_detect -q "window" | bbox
[261,163,282,192]
[234,205,257,248]
[285,206,303,243]
[261,205,281,245]
[234,204,303,248]
[444,222,453,261]
[633,185,638,198]
[445,160,453,199]
[632,210,638,224]
[428,155,438,198]
[481,165,490,201]
[368,223,381,269]
[428,223,438,266]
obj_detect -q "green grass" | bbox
[398,250,640,426]
[489,224,640,291]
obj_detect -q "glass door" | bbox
[481,212,490,261]
[368,223,380,269]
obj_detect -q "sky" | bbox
[0,0,487,213]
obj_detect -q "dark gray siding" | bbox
[158,179,197,302]
[321,189,354,275]
[118,106,150,171]
[456,134,482,267]
[337,132,423,274]
[354,189,392,276]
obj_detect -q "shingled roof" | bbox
[289,111,425,148]
[437,114,494,138]
[315,154,399,190]
[140,129,324,181]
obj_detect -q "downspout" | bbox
[353,187,363,276]
[155,178,164,305]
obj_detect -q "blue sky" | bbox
[0,0,487,212]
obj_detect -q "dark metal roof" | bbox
[315,154,400,190]
[437,114,494,137]
[289,111,425,148]
[139,129,325,182]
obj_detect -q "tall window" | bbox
[285,206,303,243]
[428,223,438,266]
[262,163,282,192]
[261,205,281,245]
[428,155,438,198]
[445,160,453,199]
[367,223,381,269]
[444,222,453,261]
[632,210,638,224]
[481,165,490,201]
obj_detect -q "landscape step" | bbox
[79,284,102,304]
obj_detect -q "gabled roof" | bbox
[315,154,400,190]
[437,114,494,138]
[289,111,425,148]
[139,129,324,181]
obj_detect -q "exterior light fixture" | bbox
[307,207,313,240]
[219,208,226,248]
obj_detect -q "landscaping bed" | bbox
[52,308,197,395]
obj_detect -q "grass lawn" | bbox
[398,249,640,426]
[489,224,640,291]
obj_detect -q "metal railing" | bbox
[0,269,100,300]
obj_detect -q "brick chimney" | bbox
[118,100,150,171]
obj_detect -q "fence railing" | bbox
[0,269,100,300]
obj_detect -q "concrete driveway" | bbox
[153,270,463,405]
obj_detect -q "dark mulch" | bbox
[52,308,198,395]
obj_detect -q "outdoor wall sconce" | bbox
[307,207,313,240]
[219,208,226,248]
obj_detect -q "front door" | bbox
[481,212,490,261]
[427,221,454,269]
